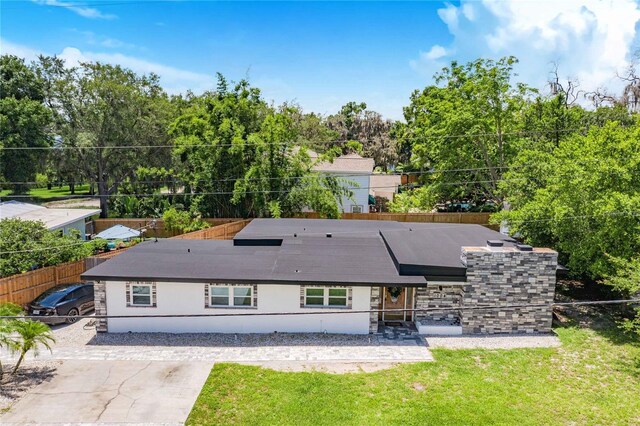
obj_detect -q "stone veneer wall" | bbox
[414,285,464,324]
[94,281,108,332]
[460,246,557,334]
[369,286,381,333]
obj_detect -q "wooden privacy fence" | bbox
[92,218,239,238]
[297,211,493,225]
[0,219,252,306]
[171,219,252,240]
[0,260,85,307]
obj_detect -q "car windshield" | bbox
[32,286,77,306]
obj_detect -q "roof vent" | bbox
[326,233,332,238]
[516,243,533,251]
[487,240,503,247]
[294,233,297,238]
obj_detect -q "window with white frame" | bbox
[304,287,348,307]
[350,205,363,213]
[131,284,153,306]
[209,285,253,307]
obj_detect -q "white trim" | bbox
[130,283,153,307]
[208,284,254,308]
[304,287,348,308]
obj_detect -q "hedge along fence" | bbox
[92,218,240,238]
[0,219,253,306]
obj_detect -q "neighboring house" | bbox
[311,152,374,213]
[0,201,100,240]
[369,174,402,203]
[82,218,558,335]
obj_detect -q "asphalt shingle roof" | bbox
[82,218,514,285]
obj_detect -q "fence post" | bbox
[54,266,59,284]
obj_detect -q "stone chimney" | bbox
[460,245,558,334]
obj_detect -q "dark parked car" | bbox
[28,283,95,324]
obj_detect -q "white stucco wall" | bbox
[105,282,372,334]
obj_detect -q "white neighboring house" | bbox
[311,152,375,213]
[0,201,100,240]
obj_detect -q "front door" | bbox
[382,287,413,321]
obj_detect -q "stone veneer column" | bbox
[94,281,108,332]
[414,285,463,324]
[369,286,381,333]
[460,246,557,334]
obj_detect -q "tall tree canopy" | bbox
[400,57,534,205]
[326,101,397,169]
[496,120,640,279]
[36,57,175,217]
[170,75,350,218]
[0,55,52,193]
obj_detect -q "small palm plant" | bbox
[0,303,22,381]
[11,319,55,375]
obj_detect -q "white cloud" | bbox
[32,0,116,20]
[412,0,640,98]
[68,30,136,50]
[1,38,43,62]
[1,39,215,94]
[58,47,215,93]
[424,45,449,60]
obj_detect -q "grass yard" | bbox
[0,184,91,200]
[187,312,640,425]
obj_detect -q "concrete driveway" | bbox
[1,359,212,425]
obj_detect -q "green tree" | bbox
[495,120,640,279]
[326,102,397,169]
[0,55,52,194]
[11,319,55,374]
[162,206,208,234]
[0,219,104,277]
[36,57,175,217]
[402,57,534,205]
[171,75,348,218]
[603,257,640,336]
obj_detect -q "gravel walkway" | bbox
[425,334,561,349]
[0,319,433,364]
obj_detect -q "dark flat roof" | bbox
[82,218,514,285]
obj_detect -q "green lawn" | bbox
[188,314,640,425]
[0,184,91,200]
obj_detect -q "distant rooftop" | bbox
[0,201,100,231]
[312,152,375,174]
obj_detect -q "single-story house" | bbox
[310,152,375,213]
[82,219,558,335]
[0,201,100,240]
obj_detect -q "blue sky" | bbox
[2,1,640,119]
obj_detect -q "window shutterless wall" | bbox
[103,281,372,334]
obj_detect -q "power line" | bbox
[1,298,638,321]
[0,128,591,151]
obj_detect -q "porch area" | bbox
[374,285,464,336]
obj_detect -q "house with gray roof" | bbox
[82,218,558,335]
